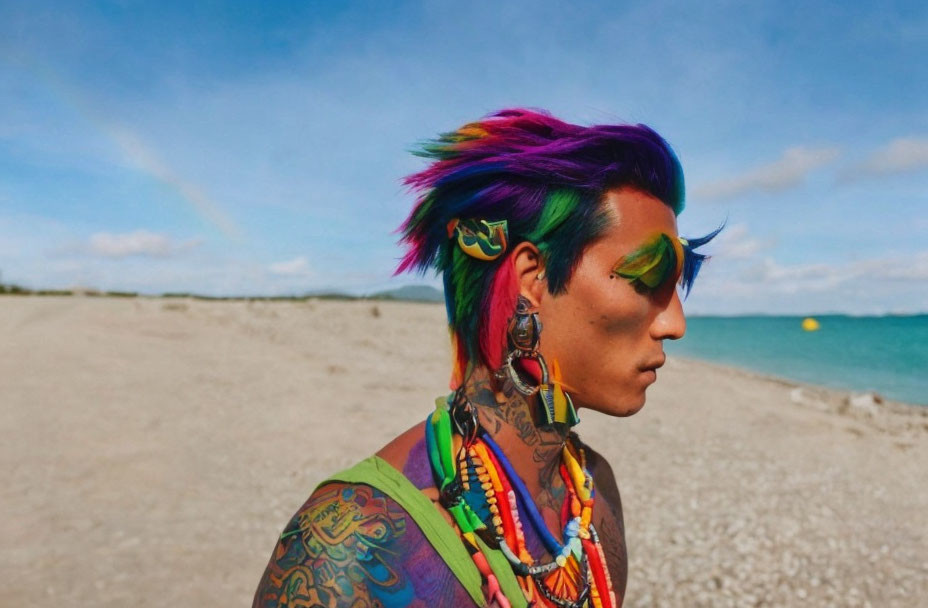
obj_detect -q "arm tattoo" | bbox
[254,484,414,608]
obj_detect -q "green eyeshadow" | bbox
[610,233,683,292]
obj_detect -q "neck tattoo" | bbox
[425,385,617,608]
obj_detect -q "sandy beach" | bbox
[1,296,926,607]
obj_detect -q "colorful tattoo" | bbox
[254,485,416,608]
[255,481,482,607]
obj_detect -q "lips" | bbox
[639,355,666,373]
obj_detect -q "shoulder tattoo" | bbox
[253,484,413,608]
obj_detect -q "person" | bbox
[253,108,718,608]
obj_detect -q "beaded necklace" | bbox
[426,395,617,608]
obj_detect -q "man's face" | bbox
[537,186,686,416]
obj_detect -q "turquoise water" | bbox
[665,315,928,406]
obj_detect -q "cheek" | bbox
[583,271,653,339]
[599,292,650,336]
[568,294,653,413]
[588,289,653,375]
[541,277,651,387]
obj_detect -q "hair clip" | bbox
[446,218,509,261]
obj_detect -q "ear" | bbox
[510,241,546,307]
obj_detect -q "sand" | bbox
[1,296,926,607]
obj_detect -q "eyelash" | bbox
[609,273,673,296]
[632,277,665,295]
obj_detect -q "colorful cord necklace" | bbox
[426,394,617,608]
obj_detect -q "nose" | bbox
[650,287,686,341]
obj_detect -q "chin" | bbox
[574,387,648,418]
[620,396,647,417]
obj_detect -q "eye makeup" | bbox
[610,233,685,293]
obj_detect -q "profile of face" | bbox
[516,186,687,417]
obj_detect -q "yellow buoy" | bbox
[801,317,820,332]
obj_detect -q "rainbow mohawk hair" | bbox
[396,108,689,388]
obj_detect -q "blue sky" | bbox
[1,0,926,314]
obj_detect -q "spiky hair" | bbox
[396,108,687,388]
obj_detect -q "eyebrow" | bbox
[610,232,684,291]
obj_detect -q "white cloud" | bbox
[710,224,775,260]
[847,136,928,179]
[742,258,845,291]
[268,256,310,276]
[87,230,201,258]
[859,251,928,281]
[684,250,928,315]
[692,146,840,201]
[702,251,928,295]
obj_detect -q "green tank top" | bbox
[318,455,528,608]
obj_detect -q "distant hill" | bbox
[369,284,444,302]
[0,279,446,303]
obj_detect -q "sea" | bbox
[664,315,928,406]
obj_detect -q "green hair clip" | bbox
[446,218,509,261]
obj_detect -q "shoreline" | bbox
[672,356,928,436]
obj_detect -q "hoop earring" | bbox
[504,296,543,396]
[503,348,548,396]
[503,296,579,427]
